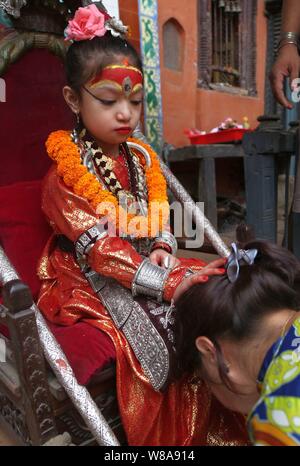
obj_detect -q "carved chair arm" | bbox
[0,247,59,444]
[0,246,119,445]
[0,245,33,313]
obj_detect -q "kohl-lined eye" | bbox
[99,99,116,106]
[130,100,143,106]
[82,86,116,105]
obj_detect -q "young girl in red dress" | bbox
[38,4,248,446]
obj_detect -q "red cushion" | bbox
[0,180,52,299]
[0,324,9,339]
[47,321,116,385]
[0,47,116,386]
[0,48,73,187]
[0,321,116,385]
[0,180,116,385]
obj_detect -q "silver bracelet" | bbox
[153,231,178,256]
[132,258,170,303]
[278,40,299,52]
[278,32,300,52]
[280,32,300,42]
[75,222,108,259]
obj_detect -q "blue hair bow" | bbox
[226,243,258,283]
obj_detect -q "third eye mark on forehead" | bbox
[87,83,144,98]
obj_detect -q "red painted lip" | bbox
[115,127,132,134]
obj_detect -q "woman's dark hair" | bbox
[174,241,300,386]
[65,33,143,93]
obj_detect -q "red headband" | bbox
[89,64,143,97]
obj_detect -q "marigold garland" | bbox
[45,131,170,238]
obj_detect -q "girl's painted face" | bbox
[78,60,144,147]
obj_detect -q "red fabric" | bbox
[0,179,117,385]
[0,320,116,385]
[0,324,9,339]
[0,45,116,387]
[110,152,131,191]
[0,47,73,294]
[0,48,73,187]
[0,176,118,385]
[0,180,52,299]
[47,321,116,385]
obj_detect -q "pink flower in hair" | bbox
[65,4,109,41]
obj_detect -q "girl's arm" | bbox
[42,167,143,289]
[42,167,201,298]
[43,167,223,303]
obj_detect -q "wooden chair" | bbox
[0,1,256,446]
[0,1,124,446]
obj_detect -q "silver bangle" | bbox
[278,32,300,52]
[278,40,299,52]
[280,32,300,41]
[153,231,178,256]
[75,222,108,259]
[132,258,170,303]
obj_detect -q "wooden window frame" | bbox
[198,0,257,96]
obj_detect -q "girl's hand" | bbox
[149,249,180,269]
[173,258,227,303]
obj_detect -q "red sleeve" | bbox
[42,167,142,290]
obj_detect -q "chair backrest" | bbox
[0,46,73,185]
[0,12,74,296]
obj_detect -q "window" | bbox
[198,0,257,95]
[211,0,241,86]
[163,19,184,71]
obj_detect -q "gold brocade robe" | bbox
[37,167,249,446]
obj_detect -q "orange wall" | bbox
[158,0,198,147]
[158,0,267,147]
[119,0,140,53]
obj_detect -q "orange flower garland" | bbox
[45,131,170,238]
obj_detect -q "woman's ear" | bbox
[63,86,80,114]
[195,337,217,364]
[195,337,222,383]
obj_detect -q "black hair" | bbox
[174,241,300,386]
[65,33,143,94]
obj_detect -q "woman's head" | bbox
[62,5,143,149]
[174,241,300,413]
